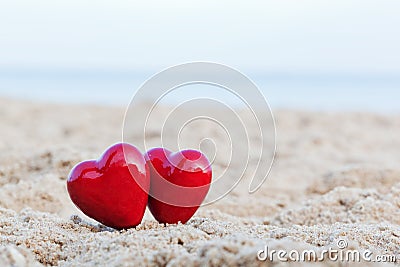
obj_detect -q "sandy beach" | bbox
[0,97,399,266]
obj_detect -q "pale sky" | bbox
[1,0,400,74]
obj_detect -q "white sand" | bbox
[0,98,399,266]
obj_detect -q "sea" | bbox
[0,68,399,113]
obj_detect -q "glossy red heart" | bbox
[145,148,212,224]
[67,143,149,229]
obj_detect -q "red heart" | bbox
[67,143,149,229]
[145,148,212,224]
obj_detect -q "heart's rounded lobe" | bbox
[67,143,149,229]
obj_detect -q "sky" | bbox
[1,0,400,73]
[0,1,399,111]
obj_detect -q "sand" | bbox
[0,97,399,266]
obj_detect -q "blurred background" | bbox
[0,0,399,112]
